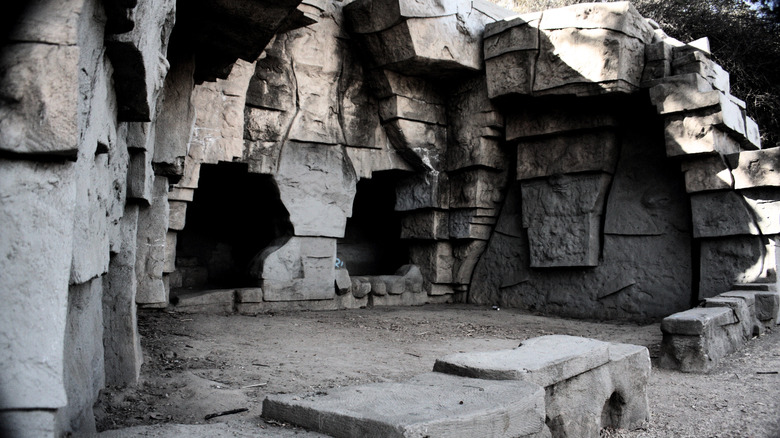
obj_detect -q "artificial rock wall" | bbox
[1,0,778,436]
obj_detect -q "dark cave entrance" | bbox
[175,162,292,290]
[338,171,410,275]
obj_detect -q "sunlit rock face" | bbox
[1,1,778,435]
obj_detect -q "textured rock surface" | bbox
[3,2,780,435]
[263,372,548,438]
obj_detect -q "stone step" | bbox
[171,289,236,313]
[263,372,549,438]
[432,336,650,437]
[433,335,611,387]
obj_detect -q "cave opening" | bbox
[338,171,410,276]
[175,162,292,290]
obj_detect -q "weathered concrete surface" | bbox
[263,372,549,438]
[0,160,75,410]
[521,173,611,267]
[435,336,650,436]
[103,205,143,386]
[434,335,611,387]
[659,306,742,372]
[0,43,79,157]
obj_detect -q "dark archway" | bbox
[338,171,409,275]
[175,162,292,289]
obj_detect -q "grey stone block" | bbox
[263,372,548,438]
[543,343,650,437]
[434,335,611,388]
[660,307,736,336]
[659,306,745,372]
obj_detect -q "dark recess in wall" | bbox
[176,162,292,288]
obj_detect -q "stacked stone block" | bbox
[263,335,651,438]
[646,35,779,299]
[660,285,780,372]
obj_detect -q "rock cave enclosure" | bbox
[1,0,779,436]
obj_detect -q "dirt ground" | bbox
[95,304,780,437]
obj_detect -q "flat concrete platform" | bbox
[262,372,549,438]
[433,335,610,387]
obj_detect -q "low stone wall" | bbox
[660,284,780,372]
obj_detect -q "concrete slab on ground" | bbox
[433,335,611,387]
[262,372,549,438]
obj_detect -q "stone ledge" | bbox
[263,372,549,438]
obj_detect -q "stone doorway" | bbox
[337,170,410,275]
[174,162,292,291]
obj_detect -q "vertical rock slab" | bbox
[105,0,176,121]
[135,176,170,306]
[274,142,357,238]
[0,160,75,410]
[699,236,776,299]
[152,58,197,181]
[260,237,337,301]
[0,43,79,157]
[521,173,611,267]
[60,279,105,434]
[103,205,143,386]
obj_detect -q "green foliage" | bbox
[505,0,780,147]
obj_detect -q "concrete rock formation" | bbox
[264,335,650,438]
[1,0,778,436]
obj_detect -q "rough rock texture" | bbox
[2,1,779,435]
[658,284,779,372]
[263,372,549,438]
[434,335,651,436]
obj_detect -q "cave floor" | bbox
[96,304,780,437]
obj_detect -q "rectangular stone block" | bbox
[0,43,79,157]
[660,307,736,336]
[103,204,143,387]
[539,2,654,43]
[703,296,754,338]
[163,231,177,274]
[485,50,537,98]
[0,160,75,409]
[400,209,449,240]
[727,148,780,190]
[263,372,547,438]
[744,116,761,149]
[533,28,645,94]
[516,129,619,180]
[648,73,717,114]
[506,101,618,141]
[395,171,449,211]
[449,210,492,240]
[168,201,187,231]
[679,155,734,193]
[690,191,760,238]
[409,242,453,284]
[521,174,610,267]
[483,20,539,60]
[378,95,446,125]
[672,51,730,93]
[448,168,505,209]
[135,177,170,305]
[659,306,744,372]
[699,236,776,299]
[345,0,459,34]
[126,150,154,204]
[261,237,337,302]
[664,113,741,157]
[434,335,611,388]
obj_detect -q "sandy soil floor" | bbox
[95,304,780,437]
